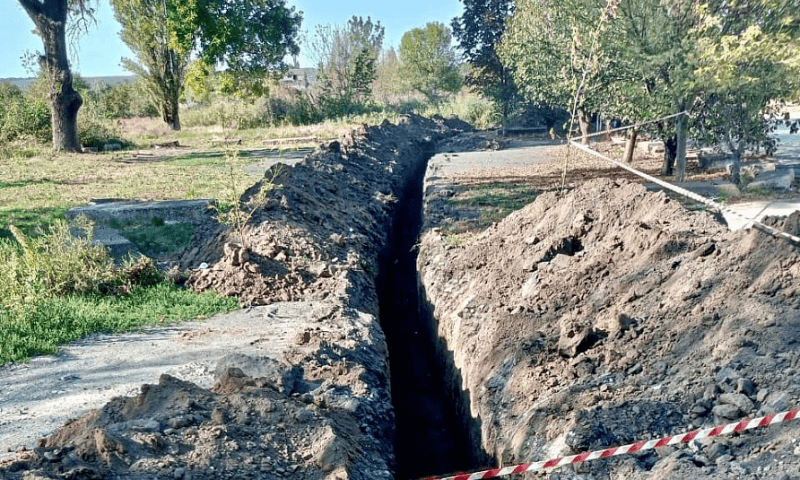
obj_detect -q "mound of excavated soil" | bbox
[2,312,395,480]
[0,114,472,480]
[181,115,473,309]
[419,178,800,479]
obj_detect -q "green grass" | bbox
[0,206,69,239]
[0,283,238,365]
[109,217,195,258]
[447,182,540,230]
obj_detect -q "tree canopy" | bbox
[399,22,462,101]
[452,0,517,129]
[500,0,800,181]
[167,0,302,74]
[308,16,384,110]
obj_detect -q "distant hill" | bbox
[0,75,136,90]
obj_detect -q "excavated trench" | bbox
[377,149,492,480]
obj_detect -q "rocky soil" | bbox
[0,115,473,480]
[2,115,799,480]
[419,176,800,479]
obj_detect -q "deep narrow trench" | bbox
[377,149,490,480]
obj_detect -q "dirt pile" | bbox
[419,178,800,479]
[2,305,395,480]
[181,115,472,309]
[0,114,472,480]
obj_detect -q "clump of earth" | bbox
[419,177,800,479]
[3,111,800,480]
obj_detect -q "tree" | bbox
[111,0,301,129]
[374,47,405,101]
[499,0,622,143]
[666,0,800,183]
[112,0,188,130]
[18,0,95,151]
[599,0,693,176]
[309,16,384,109]
[452,0,516,132]
[689,18,799,183]
[399,22,462,101]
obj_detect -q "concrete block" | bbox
[749,168,795,190]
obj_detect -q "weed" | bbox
[443,234,466,246]
[210,149,279,252]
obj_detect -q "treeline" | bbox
[455,0,800,183]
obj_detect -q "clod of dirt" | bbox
[0,114,472,480]
[419,178,800,479]
[181,114,473,309]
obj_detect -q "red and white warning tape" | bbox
[426,409,799,480]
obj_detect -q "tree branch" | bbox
[17,0,45,20]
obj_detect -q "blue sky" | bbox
[1,0,464,78]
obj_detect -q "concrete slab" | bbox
[66,199,213,224]
[749,168,795,190]
[90,225,141,258]
[429,139,559,176]
[723,200,800,230]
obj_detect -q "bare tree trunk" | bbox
[623,127,638,164]
[163,99,181,131]
[20,0,83,152]
[730,149,742,185]
[675,104,688,182]
[577,107,591,145]
[661,135,677,176]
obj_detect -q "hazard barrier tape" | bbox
[425,409,799,480]
[569,111,690,141]
[568,139,800,246]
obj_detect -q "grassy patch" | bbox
[0,283,238,365]
[449,182,540,212]
[446,182,540,232]
[0,206,69,239]
[109,217,194,258]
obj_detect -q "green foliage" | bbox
[399,22,462,101]
[452,0,518,125]
[269,93,323,125]
[0,283,237,365]
[310,16,385,116]
[0,220,123,311]
[211,150,278,250]
[185,60,212,103]
[109,218,194,258]
[81,80,159,118]
[175,0,302,75]
[0,80,51,143]
[78,108,129,150]
[423,92,499,129]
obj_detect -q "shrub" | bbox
[0,220,162,312]
[0,85,52,143]
[78,109,129,150]
[81,80,159,120]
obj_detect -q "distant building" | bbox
[279,68,317,91]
